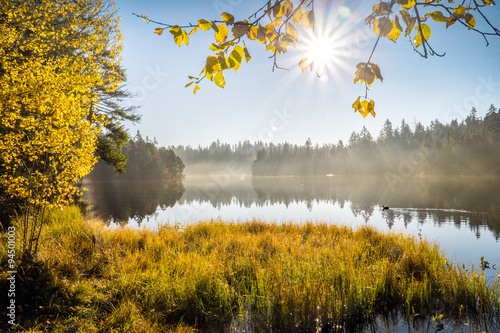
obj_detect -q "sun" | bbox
[295,4,363,85]
[303,35,336,77]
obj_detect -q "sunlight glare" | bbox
[304,35,335,77]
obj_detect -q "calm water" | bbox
[82,175,500,281]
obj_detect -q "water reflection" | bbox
[84,175,500,241]
[83,179,184,226]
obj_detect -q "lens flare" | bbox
[304,35,335,76]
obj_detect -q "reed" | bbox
[1,206,499,332]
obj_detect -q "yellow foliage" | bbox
[0,0,124,208]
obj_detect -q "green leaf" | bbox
[214,71,226,88]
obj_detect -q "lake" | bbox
[82,175,500,281]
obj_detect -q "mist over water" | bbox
[83,174,500,280]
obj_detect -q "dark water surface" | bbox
[83,175,500,281]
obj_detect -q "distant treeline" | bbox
[252,105,500,176]
[170,105,500,176]
[90,132,185,181]
[171,140,266,174]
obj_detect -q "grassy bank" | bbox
[1,206,499,332]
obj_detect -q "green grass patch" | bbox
[1,206,499,332]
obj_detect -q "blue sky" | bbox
[115,0,500,148]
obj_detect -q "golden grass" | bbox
[1,206,499,332]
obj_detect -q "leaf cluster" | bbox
[140,0,499,118]
[0,0,125,257]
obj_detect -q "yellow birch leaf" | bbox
[292,6,303,24]
[374,17,392,37]
[386,19,402,42]
[370,63,383,82]
[414,23,431,47]
[405,17,417,36]
[287,22,299,40]
[189,26,200,35]
[247,25,258,40]
[454,5,467,16]
[400,9,411,26]
[427,11,449,23]
[221,12,234,25]
[464,13,475,29]
[198,19,212,31]
[257,26,266,43]
[273,1,283,18]
[215,23,228,44]
[214,71,226,88]
[232,22,250,38]
[400,0,416,9]
[352,97,376,118]
[243,41,251,63]
[301,10,315,29]
[299,55,311,72]
[182,29,189,45]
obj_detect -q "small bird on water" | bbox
[382,205,389,210]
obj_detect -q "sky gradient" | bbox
[115,0,500,148]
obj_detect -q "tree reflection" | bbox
[85,174,500,240]
[199,176,498,240]
[83,179,184,226]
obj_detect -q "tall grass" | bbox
[1,206,499,332]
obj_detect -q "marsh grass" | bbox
[1,206,499,332]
